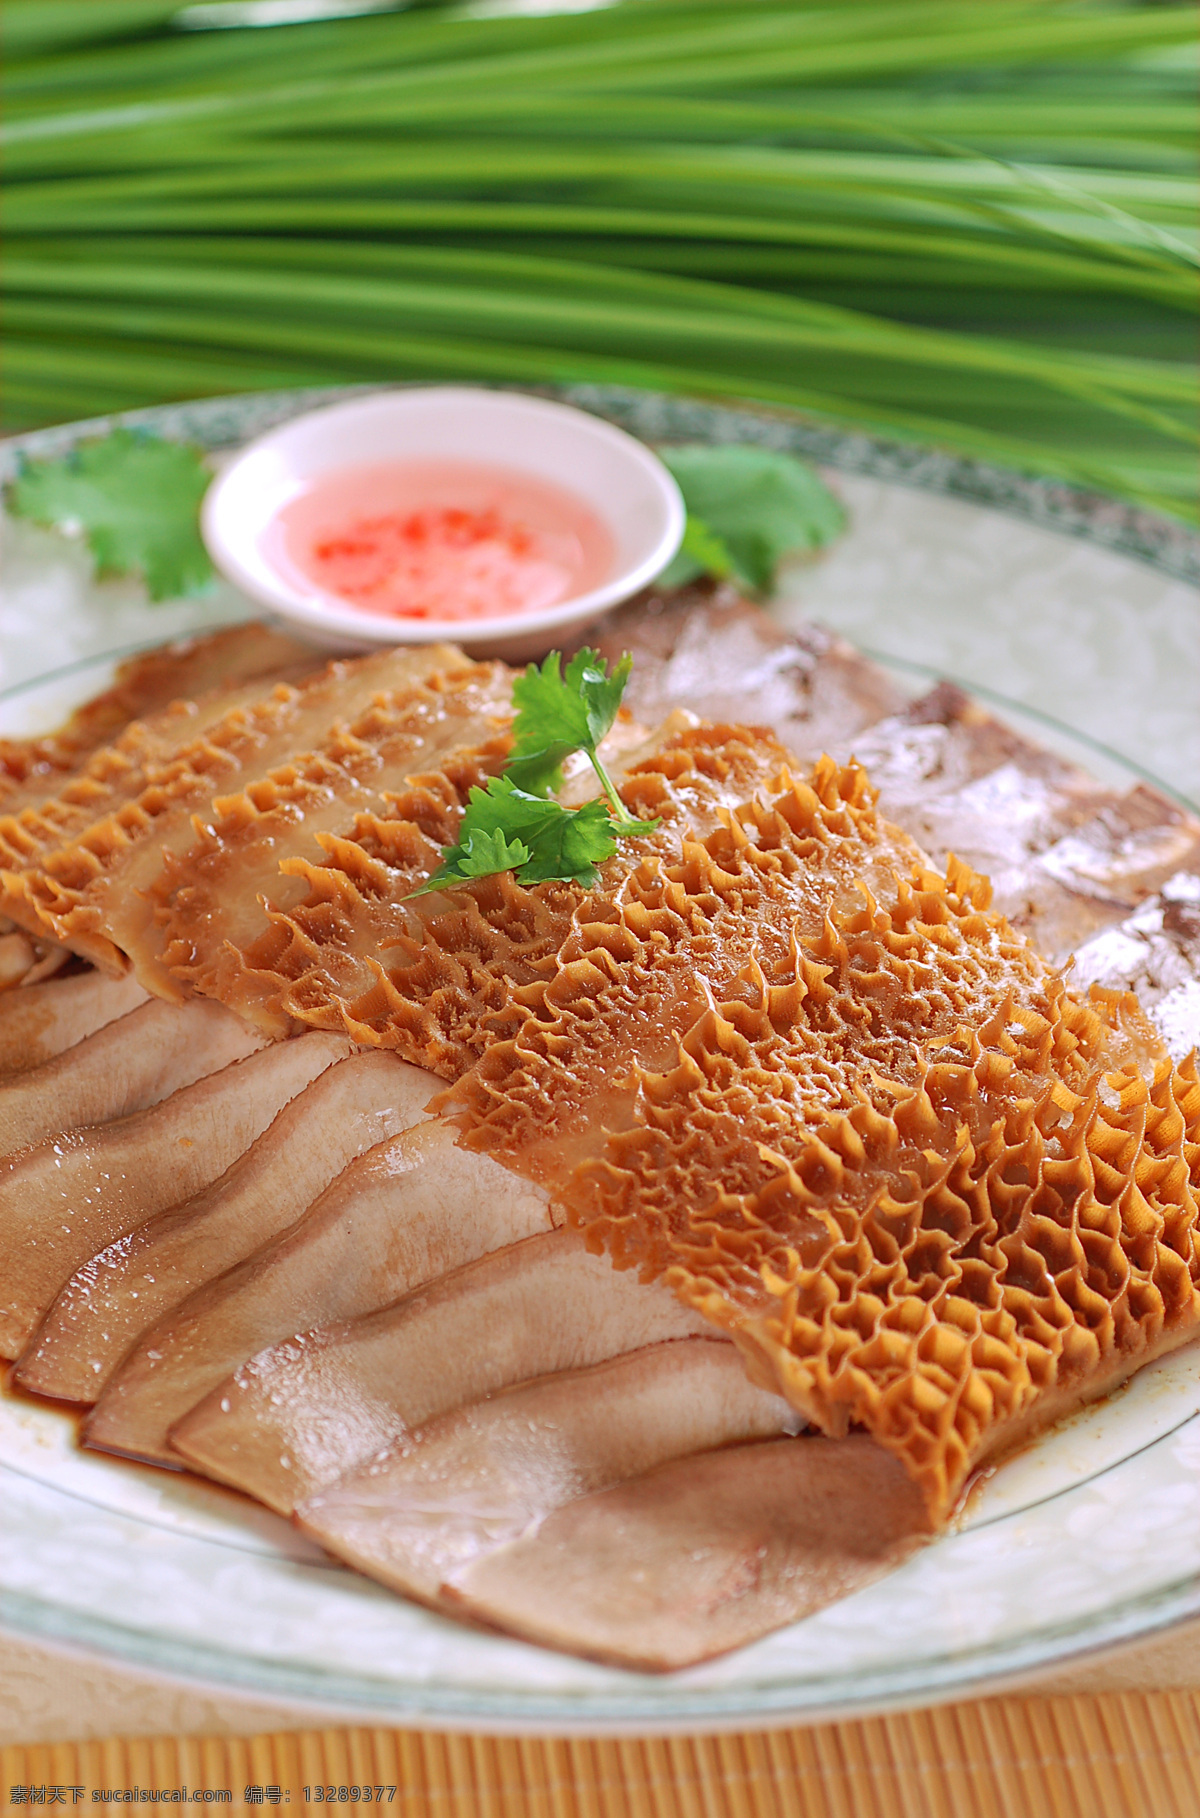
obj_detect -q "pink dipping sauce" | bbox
[270,459,615,623]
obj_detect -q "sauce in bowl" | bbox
[269,459,615,624]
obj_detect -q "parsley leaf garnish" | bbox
[7,428,215,602]
[506,648,646,835]
[508,648,630,789]
[668,513,737,585]
[656,444,846,593]
[414,648,659,896]
[413,778,620,895]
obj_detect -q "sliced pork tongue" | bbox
[0,1031,350,1362]
[295,1338,801,1609]
[446,1433,929,1672]
[0,967,148,1075]
[16,1050,438,1404]
[0,997,263,1161]
[170,1225,712,1513]
[845,683,1200,963]
[1072,871,1200,1063]
[83,1119,554,1467]
[580,587,907,762]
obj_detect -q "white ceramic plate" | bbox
[1,388,1198,1732]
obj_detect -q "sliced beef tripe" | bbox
[0,644,342,923]
[4,641,472,976]
[0,967,148,1076]
[0,621,319,818]
[296,1337,799,1607]
[0,923,71,992]
[156,661,514,1027]
[0,1031,350,1362]
[446,1433,930,1672]
[16,1050,439,1404]
[170,1224,712,1512]
[0,997,264,1161]
[84,1119,553,1466]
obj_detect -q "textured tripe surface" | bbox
[135,657,1200,1526]
[149,660,514,1013]
[432,755,1200,1523]
[5,604,1198,1541]
[170,720,800,1072]
[0,624,323,989]
[0,623,317,813]
[0,642,486,974]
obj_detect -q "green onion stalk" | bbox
[3,0,1196,519]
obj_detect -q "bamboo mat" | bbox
[5,1695,1200,1818]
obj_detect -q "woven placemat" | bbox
[5,1695,1200,1818]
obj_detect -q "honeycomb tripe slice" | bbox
[445,749,928,1183]
[0,631,333,892]
[175,722,811,1077]
[1,642,474,975]
[437,751,1200,1524]
[138,659,514,1009]
[0,622,318,814]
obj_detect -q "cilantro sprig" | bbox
[506,648,648,836]
[420,779,620,893]
[414,648,659,896]
[655,445,846,593]
[7,428,216,602]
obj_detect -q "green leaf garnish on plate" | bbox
[414,648,659,896]
[413,777,621,895]
[7,428,216,602]
[657,445,846,594]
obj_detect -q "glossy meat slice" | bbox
[846,683,1200,963]
[580,587,906,765]
[0,967,147,1074]
[296,1337,798,1605]
[0,997,263,1160]
[1072,871,1200,1064]
[2,643,474,973]
[0,923,72,992]
[17,1050,438,1403]
[156,661,514,1022]
[442,748,1200,1524]
[84,1119,553,1465]
[184,720,801,1077]
[0,1031,349,1360]
[448,1434,929,1671]
[0,623,318,813]
[171,1225,711,1512]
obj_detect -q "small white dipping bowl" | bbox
[202,387,685,658]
